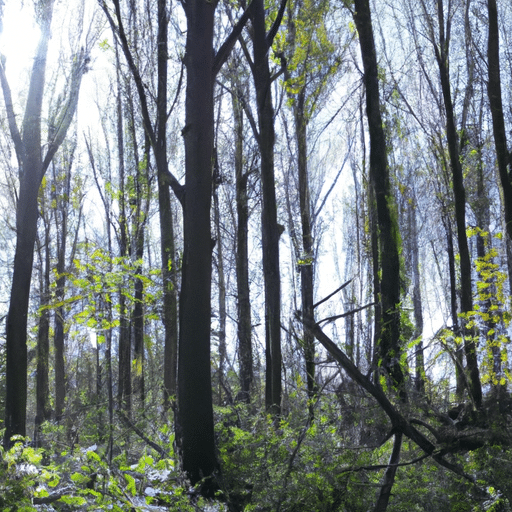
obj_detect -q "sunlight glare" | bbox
[0,3,40,84]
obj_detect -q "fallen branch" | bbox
[300,314,476,483]
[116,410,168,458]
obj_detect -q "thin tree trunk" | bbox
[409,203,424,394]
[233,78,253,402]
[116,48,132,413]
[35,227,51,446]
[431,0,482,407]
[213,180,227,402]
[131,138,150,406]
[288,86,317,419]
[251,0,282,415]
[374,433,402,512]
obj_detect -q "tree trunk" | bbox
[233,77,253,402]
[353,0,404,394]
[116,52,132,413]
[295,90,316,418]
[0,0,87,445]
[131,139,150,406]
[251,0,282,415]
[374,433,402,512]
[408,202,424,394]
[487,0,512,242]
[213,179,227,403]
[2,1,54,445]
[154,0,179,410]
[432,0,482,407]
[177,0,218,488]
[35,226,51,446]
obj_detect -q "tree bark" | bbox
[35,225,51,446]
[487,0,512,242]
[251,0,283,415]
[0,0,88,445]
[408,202,424,394]
[116,48,132,413]
[430,0,482,407]
[232,77,253,402]
[177,0,218,488]
[353,0,404,394]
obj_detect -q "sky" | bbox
[0,3,40,85]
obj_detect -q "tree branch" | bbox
[43,48,90,175]
[213,0,255,77]
[301,315,476,483]
[265,0,287,49]
[0,56,23,166]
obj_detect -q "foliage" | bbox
[215,400,392,511]
[0,430,212,511]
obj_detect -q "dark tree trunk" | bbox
[2,1,53,445]
[487,0,512,242]
[233,79,253,402]
[213,181,227,402]
[131,141,150,406]
[295,90,316,418]
[116,53,132,413]
[103,0,180,411]
[155,0,179,410]
[35,227,51,446]
[353,0,404,394]
[432,0,482,407]
[251,0,282,415]
[53,146,77,422]
[408,202,424,394]
[374,433,402,512]
[177,0,218,488]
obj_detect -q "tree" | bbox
[280,0,342,418]
[487,0,512,243]
[100,0,181,411]
[230,60,254,402]
[352,0,404,394]
[0,0,89,445]
[419,0,482,407]
[247,0,287,415]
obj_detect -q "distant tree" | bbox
[280,0,342,418]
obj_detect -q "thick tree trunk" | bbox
[177,0,218,488]
[353,0,404,394]
[1,1,86,445]
[2,1,54,445]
